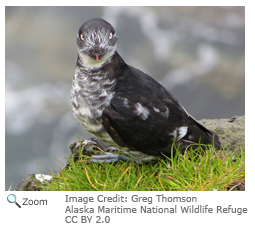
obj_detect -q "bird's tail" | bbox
[185,115,221,150]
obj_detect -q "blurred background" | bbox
[5,6,245,190]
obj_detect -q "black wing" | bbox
[102,65,220,156]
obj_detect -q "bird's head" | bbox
[77,18,118,69]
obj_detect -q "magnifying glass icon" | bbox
[7,194,21,208]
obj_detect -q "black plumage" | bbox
[70,18,221,163]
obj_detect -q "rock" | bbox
[198,115,245,153]
[16,173,52,191]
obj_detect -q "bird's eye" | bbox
[80,33,85,41]
[109,32,113,40]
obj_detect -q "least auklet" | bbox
[70,18,221,164]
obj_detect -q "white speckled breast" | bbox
[70,68,117,144]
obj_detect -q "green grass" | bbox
[42,144,245,191]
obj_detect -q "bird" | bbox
[70,18,221,164]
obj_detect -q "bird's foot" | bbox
[90,151,135,164]
[67,138,138,166]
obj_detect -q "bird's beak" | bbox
[92,47,104,61]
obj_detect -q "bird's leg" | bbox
[89,137,119,153]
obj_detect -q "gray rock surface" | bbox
[198,115,245,152]
[16,174,44,191]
